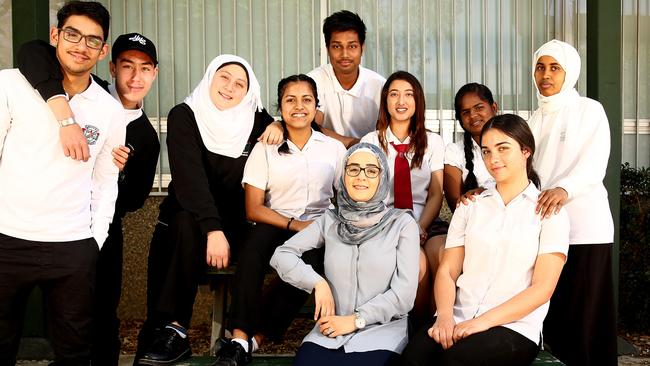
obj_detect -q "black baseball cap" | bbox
[111,32,158,65]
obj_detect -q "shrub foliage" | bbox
[619,163,650,332]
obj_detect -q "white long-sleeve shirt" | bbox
[529,92,614,245]
[0,69,125,248]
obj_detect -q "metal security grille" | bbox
[622,0,650,169]
[83,0,650,193]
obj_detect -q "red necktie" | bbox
[390,142,413,209]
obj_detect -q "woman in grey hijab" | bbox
[270,142,420,366]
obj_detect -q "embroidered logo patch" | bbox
[129,34,147,45]
[82,125,100,145]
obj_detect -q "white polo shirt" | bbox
[444,138,496,190]
[445,183,570,344]
[0,69,126,248]
[242,130,346,221]
[361,128,445,220]
[308,64,386,138]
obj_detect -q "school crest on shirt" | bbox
[82,125,100,145]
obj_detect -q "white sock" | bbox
[251,336,259,353]
[232,338,249,353]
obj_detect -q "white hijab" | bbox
[529,39,582,188]
[532,39,581,112]
[184,55,263,158]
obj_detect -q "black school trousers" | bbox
[0,233,98,366]
[229,222,324,340]
[543,243,617,366]
[397,319,539,366]
[90,217,124,366]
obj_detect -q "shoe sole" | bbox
[137,348,191,365]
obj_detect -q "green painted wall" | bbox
[586,0,622,305]
[11,0,49,66]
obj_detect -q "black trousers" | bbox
[90,218,124,366]
[397,320,538,366]
[229,223,325,339]
[0,233,98,366]
[294,341,398,366]
[229,223,293,335]
[543,244,617,366]
[136,209,248,355]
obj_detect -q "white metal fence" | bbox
[53,0,645,192]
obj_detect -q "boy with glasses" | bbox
[17,31,161,366]
[0,1,125,365]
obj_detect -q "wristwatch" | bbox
[58,117,77,127]
[354,311,366,330]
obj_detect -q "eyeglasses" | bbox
[59,28,104,50]
[345,164,381,178]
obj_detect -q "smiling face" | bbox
[50,15,108,77]
[344,151,381,202]
[458,92,498,138]
[280,81,317,131]
[209,63,248,110]
[534,55,566,97]
[109,50,158,109]
[386,79,416,125]
[327,30,364,78]
[481,128,530,185]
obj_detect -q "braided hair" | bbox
[453,83,496,193]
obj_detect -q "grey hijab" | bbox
[331,142,409,245]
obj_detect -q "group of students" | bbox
[0,2,616,366]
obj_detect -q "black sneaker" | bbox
[138,327,191,365]
[211,338,252,366]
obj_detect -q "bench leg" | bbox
[210,280,228,356]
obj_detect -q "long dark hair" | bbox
[376,71,428,169]
[453,83,496,193]
[276,74,321,154]
[480,114,541,188]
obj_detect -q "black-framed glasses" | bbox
[59,28,104,50]
[345,164,381,178]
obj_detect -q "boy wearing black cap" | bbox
[17,31,161,366]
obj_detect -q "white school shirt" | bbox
[0,69,126,248]
[361,128,445,220]
[242,130,346,221]
[109,84,143,123]
[445,183,570,344]
[308,64,385,138]
[529,95,614,245]
[444,138,496,190]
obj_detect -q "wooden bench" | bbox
[206,265,237,356]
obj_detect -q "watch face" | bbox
[355,316,365,329]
